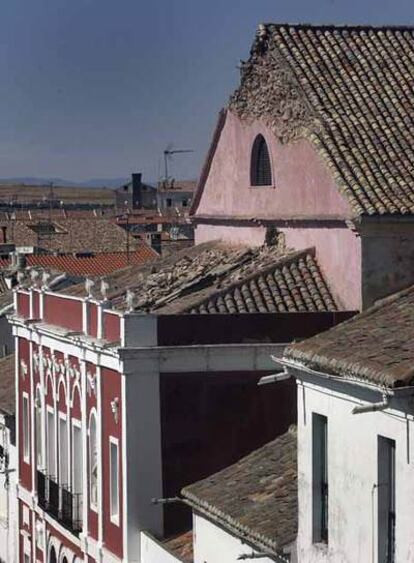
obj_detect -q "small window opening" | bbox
[378,436,395,563]
[250,134,272,186]
[110,439,119,524]
[312,413,328,543]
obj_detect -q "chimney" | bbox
[131,173,142,209]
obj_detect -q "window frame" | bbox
[378,435,396,563]
[109,436,120,526]
[58,411,69,486]
[88,410,98,512]
[35,387,43,470]
[312,412,328,544]
[22,392,30,465]
[46,405,56,478]
[250,134,273,188]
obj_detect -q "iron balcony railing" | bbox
[61,486,82,534]
[36,470,82,535]
[37,470,47,511]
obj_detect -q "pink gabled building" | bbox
[192,23,414,312]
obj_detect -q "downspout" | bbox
[352,392,390,415]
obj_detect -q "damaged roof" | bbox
[229,24,414,216]
[63,241,338,314]
[284,284,414,388]
[182,426,297,556]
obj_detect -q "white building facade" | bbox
[292,369,414,563]
[0,414,17,563]
[281,284,414,563]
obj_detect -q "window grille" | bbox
[250,135,272,186]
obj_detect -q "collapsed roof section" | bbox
[63,241,340,314]
[229,24,414,216]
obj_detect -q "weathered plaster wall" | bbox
[195,224,267,246]
[193,514,276,563]
[195,111,351,221]
[297,379,414,563]
[193,111,362,310]
[361,226,414,308]
[282,226,361,311]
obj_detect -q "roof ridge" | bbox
[262,22,414,32]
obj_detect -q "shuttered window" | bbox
[250,135,272,186]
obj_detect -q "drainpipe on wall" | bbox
[352,392,390,415]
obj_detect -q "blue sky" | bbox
[0,0,413,183]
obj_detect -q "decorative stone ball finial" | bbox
[30,269,40,287]
[85,278,95,298]
[100,278,110,301]
[125,289,135,313]
[16,271,26,287]
[42,271,51,289]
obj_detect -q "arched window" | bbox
[49,545,57,563]
[89,412,98,510]
[250,134,272,186]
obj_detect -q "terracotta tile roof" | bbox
[284,284,414,388]
[0,272,10,294]
[0,247,157,277]
[62,241,338,314]
[186,249,336,314]
[182,427,297,556]
[229,24,414,216]
[163,531,193,563]
[0,218,138,254]
[0,354,15,416]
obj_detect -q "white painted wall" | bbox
[140,532,182,563]
[123,368,164,563]
[297,377,414,563]
[193,514,275,563]
[0,420,17,563]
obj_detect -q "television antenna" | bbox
[163,146,193,181]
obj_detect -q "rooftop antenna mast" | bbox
[163,147,193,182]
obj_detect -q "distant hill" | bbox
[0,177,129,188]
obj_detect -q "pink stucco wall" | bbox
[281,227,361,310]
[195,111,352,220]
[195,224,267,247]
[193,111,363,310]
[195,224,361,310]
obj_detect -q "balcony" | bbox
[36,470,82,535]
[61,486,82,534]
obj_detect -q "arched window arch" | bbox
[89,411,98,510]
[250,134,272,186]
[49,545,57,563]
